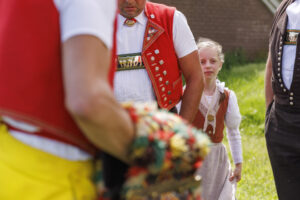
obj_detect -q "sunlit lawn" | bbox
[219,63,278,200]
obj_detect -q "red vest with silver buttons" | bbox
[0,0,117,155]
[142,2,182,110]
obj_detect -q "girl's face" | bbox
[198,47,222,81]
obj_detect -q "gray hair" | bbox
[196,37,224,63]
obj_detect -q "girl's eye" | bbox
[210,59,217,64]
[200,60,206,65]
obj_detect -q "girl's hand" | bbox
[229,163,242,182]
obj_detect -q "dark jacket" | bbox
[269,0,300,109]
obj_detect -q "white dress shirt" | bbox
[114,10,197,103]
[54,0,116,48]
[282,0,300,89]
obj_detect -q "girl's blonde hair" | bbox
[196,37,225,63]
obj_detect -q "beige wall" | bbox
[151,0,274,60]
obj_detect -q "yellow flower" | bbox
[170,135,188,157]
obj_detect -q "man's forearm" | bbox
[63,35,135,162]
[178,50,204,122]
[179,77,203,122]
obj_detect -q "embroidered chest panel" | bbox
[117,53,145,71]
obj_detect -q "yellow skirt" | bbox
[0,124,97,200]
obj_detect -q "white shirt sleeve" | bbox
[176,100,182,112]
[224,91,243,164]
[172,10,197,58]
[53,0,116,49]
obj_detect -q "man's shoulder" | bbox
[144,2,176,27]
[276,0,293,14]
[145,2,176,14]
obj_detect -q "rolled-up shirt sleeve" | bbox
[53,0,116,49]
[172,10,197,58]
[224,91,243,164]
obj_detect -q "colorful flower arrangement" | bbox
[98,102,210,200]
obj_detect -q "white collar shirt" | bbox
[117,11,148,55]
[114,9,197,103]
[282,0,300,89]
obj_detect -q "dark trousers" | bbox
[265,102,300,200]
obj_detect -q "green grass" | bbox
[218,63,278,199]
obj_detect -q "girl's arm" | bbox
[224,90,243,182]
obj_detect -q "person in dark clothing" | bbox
[265,0,300,199]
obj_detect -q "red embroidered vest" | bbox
[0,0,116,154]
[142,2,183,110]
[192,90,230,143]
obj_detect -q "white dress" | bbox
[197,143,236,200]
[177,80,242,200]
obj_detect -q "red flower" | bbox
[194,160,202,169]
[127,166,147,177]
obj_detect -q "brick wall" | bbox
[151,0,274,60]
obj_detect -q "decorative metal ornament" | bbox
[124,18,137,27]
[285,30,300,45]
[207,114,214,122]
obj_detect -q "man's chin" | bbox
[121,12,137,19]
[121,9,143,19]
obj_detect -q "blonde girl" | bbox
[193,38,243,200]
